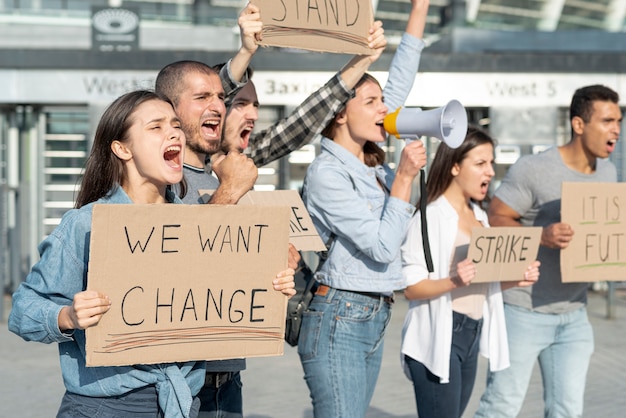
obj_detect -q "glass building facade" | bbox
[1,0,625,303]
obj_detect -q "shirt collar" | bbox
[104,185,181,204]
[320,137,380,178]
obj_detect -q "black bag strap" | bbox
[419,169,434,273]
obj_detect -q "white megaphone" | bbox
[383,100,468,149]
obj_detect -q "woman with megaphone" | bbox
[399,126,541,418]
[297,1,430,416]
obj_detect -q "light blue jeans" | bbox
[475,303,594,418]
[298,287,393,418]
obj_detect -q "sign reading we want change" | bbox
[85,204,290,367]
[251,0,375,55]
[561,182,626,282]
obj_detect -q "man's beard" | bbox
[182,119,221,157]
[187,137,220,157]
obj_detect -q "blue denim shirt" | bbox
[9,185,205,418]
[302,33,423,293]
[303,140,415,293]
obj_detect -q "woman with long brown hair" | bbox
[400,127,540,418]
[9,90,295,417]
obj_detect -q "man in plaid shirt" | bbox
[155,1,430,416]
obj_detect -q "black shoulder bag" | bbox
[284,235,334,347]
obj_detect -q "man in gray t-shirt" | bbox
[475,85,622,418]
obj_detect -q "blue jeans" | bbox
[198,371,243,418]
[406,311,483,418]
[57,386,201,417]
[298,287,393,418]
[475,304,594,418]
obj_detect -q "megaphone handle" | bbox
[419,169,434,273]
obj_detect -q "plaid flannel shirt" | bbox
[245,74,352,167]
[219,33,424,169]
[220,60,353,168]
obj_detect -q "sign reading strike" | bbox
[468,226,541,283]
[561,182,626,282]
[251,0,375,55]
[85,204,290,367]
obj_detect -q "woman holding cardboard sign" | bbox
[399,127,540,418]
[8,90,295,418]
[297,1,431,416]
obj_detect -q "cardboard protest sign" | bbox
[251,0,375,55]
[199,189,326,251]
[561,182,626,282]
[85,204,290,367]
[238,190,326,251]
[468,226,541,283]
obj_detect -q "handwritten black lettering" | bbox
[121,286,144,326]
[155,288,174,323]
[585,233,625,262]
[581,195,621,222]
[205,289,222,321]
[125,226,155,253]
[123,286,271,326]
[290,206,308,233]
[473,235,531,263]
[198,224,269,253]
[250,289,267,323]
[609,196,620,221]
[582,196,598,221]
[161,224,180,253]
[229,290,245,323]
[268,0,360,27]
[180,289,197,321]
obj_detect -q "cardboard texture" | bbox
[85,204,290,367]
[199,189,326,252]
[561,182,626,282]
[468,226,541,283]
[238,190,326,251]
[251,0,374,55]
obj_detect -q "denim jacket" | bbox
[301,32,423,293]
[303,139,415,293]
[9,185,205,418]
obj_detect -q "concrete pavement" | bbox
[2,288,625,417]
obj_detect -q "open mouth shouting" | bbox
[201,117,221,140]
[375,118,387,138]
[480,179,491,196]
[164,145,182,169]
[607,139,617,154]
[239,124,254,150]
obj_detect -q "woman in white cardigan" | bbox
[399,127,540,418]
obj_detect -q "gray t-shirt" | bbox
[495,146,617,314]
[173,164,245,372]
[174,164,219,204]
